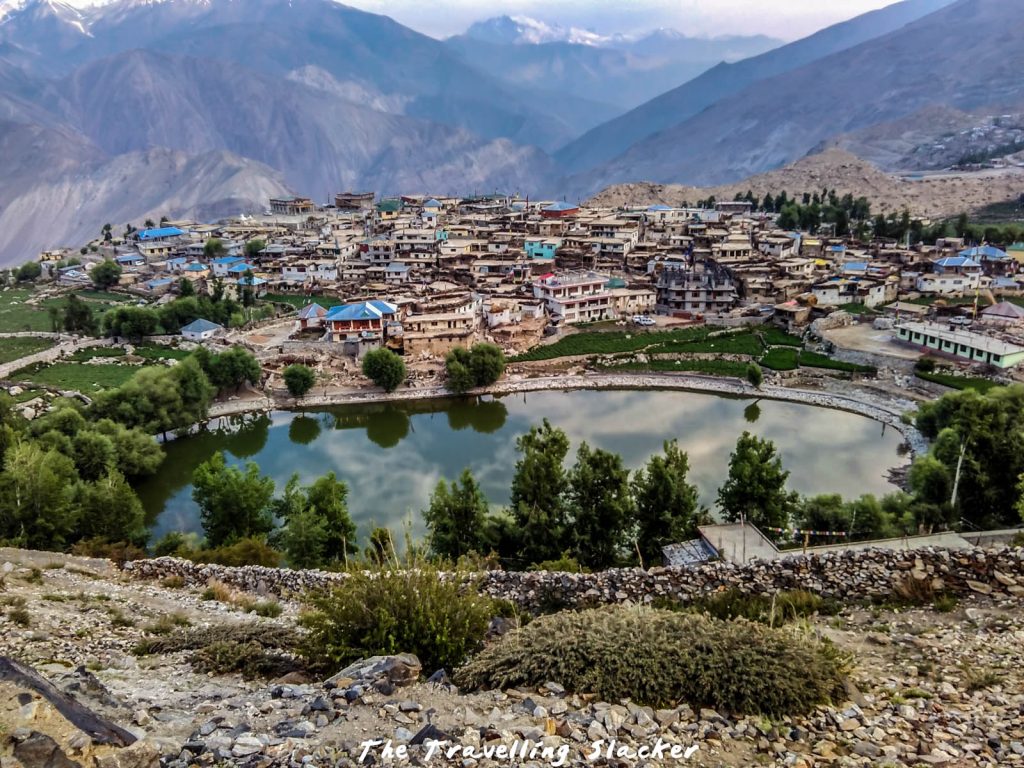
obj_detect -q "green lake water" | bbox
[137,389,907,541]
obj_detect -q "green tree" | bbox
[567,442,633,569]
[104,306,159,341]
[361,348,406,393]
[63,295,96,335]
[177,278,195,297]
[0,441,77,549]
[203,238,227,259]
[91,419,163,478]
[717,432,797,539]
[192,451,275,547]
[510,419,570,565]
[283,364,316,397]
[91,259,122,290]
[15,262,41,282]
[468,343,505,387]
[444,348,476,394]
[244,239,266,258]
[279,505,328,569]
[631,440,701,566]
[205,346,260,392]
[423,468,489,559]
[70,430,116,482]
[746,363,763,388]
[306,471,356,560]
[73,470,147,545]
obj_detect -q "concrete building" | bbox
[895,321,1024,368]
[655,264,737,315]
[532,271,613,324]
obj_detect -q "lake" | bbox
[137,388,908,542]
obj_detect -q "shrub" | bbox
[283,364,316,398]
[691,589,840,626]
[301,560,495,674]
[70,539,147,566]
[193,537,282,567]
[191,640,302,679]
[745,362,763,388]
[361,348,406,393]
[134,622,300,657]
[915,357,937,374]
[7,607,30,627]
[455,606,849,716]
[143,613,191,635]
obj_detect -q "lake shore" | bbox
[201,372,928,456]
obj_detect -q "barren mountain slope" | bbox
[587,149,1024,219]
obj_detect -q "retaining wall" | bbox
[124,546,1024,606]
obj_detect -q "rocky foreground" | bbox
[1,550,1023,768]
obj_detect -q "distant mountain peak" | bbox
[461,15,612,46]
[0,0,89,33]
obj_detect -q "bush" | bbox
[133,622,300,656]
[301,560,495,674]
[455,606,848,715]
[192,537,282,567]
[745,362,763,388]
[361,348,406,393]
[445,344,506,393]
[70,539,147,566]
[191,640,302,679]
[283,364,316,398]
[915,357,937,374]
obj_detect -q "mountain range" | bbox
[0,0,1021,265]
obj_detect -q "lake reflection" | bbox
[137,389,904,542]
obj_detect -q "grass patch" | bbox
[513,326,731,362]
[6,607,31,627]
[798,350,876,374]
[11,361,138,392]
[134,623,301,656]
[758,328,804,347]
[683,589,842,627]
[68,347,126,361]
[143,613,192,635]
[0,337,54,364]
[456,606,849,715]
[915,370,999,393]
[759,347,800,371]
[963,667,1003,692]
[191,640,303,679]
[132,345,192,361]
[0,289,53,333]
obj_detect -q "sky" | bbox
[54,0,901,41]
[335,0,899,41]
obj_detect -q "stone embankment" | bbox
[125,545,1024,605]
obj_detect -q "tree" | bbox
[0,441,77,550]
[510,419,570,565]
[567,442,633,569]
[361,348,406,392]
[717,431,797,539]
[306,471,357,560]
[204,238,227,259]
[15,262,41,282]
[445,344,506,394]
[70,430,115,482]
[746,363,763,388]
[104,306,159,341]
[205,346,261,392]
[279,505,329,569]
[283,364,316,398]
[63,295,97,335]
[244,239,266,258]
[47,306,62,333]
[73,470,147,545]
[91,259,122,289]
[631,440,700,566]
[177,278,195,297]
[144,219,155,229]
[91,419,163,478]
[423,468,489,560]
[192,451,275,547]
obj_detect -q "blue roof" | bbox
[935,255,981,268]
[138,227,185,240]
[325,300,398,322]
[647,204,672,212]
[959,245,1008,261]
[116,253,144,263]
[166,256,187,265]
[227,263,255,273]
[184,262,207,271]
[423,198,442,208]
[827,244,847,252]
[213,255,244,265]
[298,303,327,319]
[180,318,223,334]
[842,262,868,271]
[992,276,1019,288]
[146,278,173,287]
[237,276,266,286]
[543,201,578,212]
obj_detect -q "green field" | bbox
[513,326,731,362]
[759,347,800,371]
[757,327,804,347]
[0,289,55,332]
[798,350,876,374]
[0,337,55,364]
[12,361,138,392]
[601,359,751,377]
[915,370,1000,393]
[133,345,192,361]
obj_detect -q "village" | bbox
[11,190,1024,408]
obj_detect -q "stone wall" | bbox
[0,336,117,380]
[123,546,1024,606]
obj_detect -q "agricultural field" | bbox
[12,360,139,392]
[798,350,876,374]
[0,288,55,332]
[915,370,1000,392]
[0,336,54,364]
[602,359,751,377]
[759,347,800,371]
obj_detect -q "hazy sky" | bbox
[338,0,899,40]
[58,0,901,41]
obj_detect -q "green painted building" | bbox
[896,321,1024,369]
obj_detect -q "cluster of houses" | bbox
[38,193,1024,369]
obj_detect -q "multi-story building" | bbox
[655,264,738,315]
[532,271,614,324]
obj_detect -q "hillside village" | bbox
[19,191,1024,401]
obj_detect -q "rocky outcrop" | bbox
[124,546,1024,607]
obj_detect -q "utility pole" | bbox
[950,439,967,510]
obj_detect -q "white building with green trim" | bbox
[895,321,1024,369]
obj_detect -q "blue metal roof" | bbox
[842,262,868,271]
[138,227,185,240]
[542,201,578,212]
[325,300,398,322]
[935,255,981,268]
[227,262,255,273]
[423,199,442,208]
[959,245,1008,261]
[213,255,244,265]
[184,262,206,271]
[180,318,222,334]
